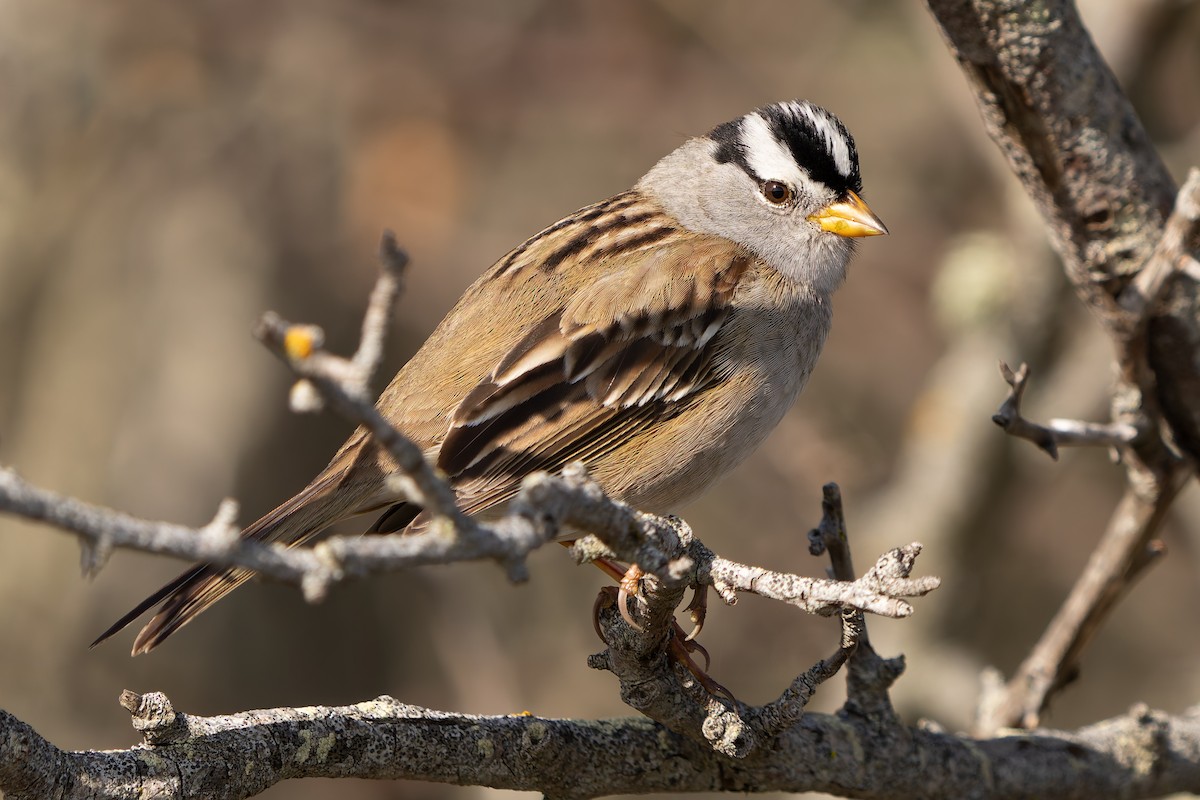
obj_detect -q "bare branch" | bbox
[277,231,410,414]
[991,362,1138,459]
[255,310,468,529]
[0,468,318,585]
[700,543,937,619]
[807,483,909,720]
[582,484,931,759]
[926,0,1200,731]
[4,694,1200,800]
[975,473,1186,735]
[352,231,408,379]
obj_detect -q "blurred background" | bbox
[1,1,1199,798]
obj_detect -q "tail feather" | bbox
[130,565,254,655]
[93,450,380,654]
[89,565,207,649]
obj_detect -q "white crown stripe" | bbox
[739,111,827,200]
[740,113,806,187]
[792,102,853,179]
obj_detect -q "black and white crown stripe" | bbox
[710,101,862,199]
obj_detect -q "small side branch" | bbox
[808,483,908,719]
[587,483,934,757]
[976,471,1187,735]
[991,362,1138,459]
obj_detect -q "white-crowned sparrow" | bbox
[96,100,887,655]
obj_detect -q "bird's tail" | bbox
[92,450,379,655]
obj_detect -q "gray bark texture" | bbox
[925,0,1200,457]
[3,695,1200,800]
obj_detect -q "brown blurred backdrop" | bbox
[1,2,1199,798]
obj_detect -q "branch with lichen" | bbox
[926,0,1200,735]
[4,689,1200,799]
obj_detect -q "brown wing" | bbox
[437,234,754,515]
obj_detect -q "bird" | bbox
[93,100,887,655]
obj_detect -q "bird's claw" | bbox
[669,629,734,703]
[589,557,733,703]
[683,585,708,641]
[618,564,645,631]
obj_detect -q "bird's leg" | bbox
[575,544,732,702]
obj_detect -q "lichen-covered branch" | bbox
[925,0,1200,733]
[585,491,921,760]
[924,0,1178,319]
[3,695,1199,800]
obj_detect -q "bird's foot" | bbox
[590,561,734,704]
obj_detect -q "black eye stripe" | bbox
[708,102,862,197]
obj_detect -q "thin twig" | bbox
[352,231,408,380]
[991,362,1138,460]
[975,469,1187,735]
[808,483,908,717]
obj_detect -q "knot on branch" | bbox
[79,534,113,578]
[120,690,185,746]
[701,701,755,758]
[303,540,347,602]
[862,544,940,601]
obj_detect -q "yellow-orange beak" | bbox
[807,190,888,238]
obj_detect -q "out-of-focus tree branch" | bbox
[925,0,1198,734]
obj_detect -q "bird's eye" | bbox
[761,181,793,205]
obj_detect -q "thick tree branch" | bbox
[923,2,1199,460]
[924,0,1178,318]
[3,695,1199,800]
[925,0,1200,732]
